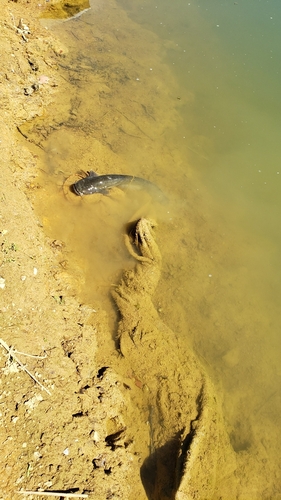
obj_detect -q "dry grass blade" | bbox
[16,491,88,498]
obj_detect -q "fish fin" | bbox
[87,170,99,178]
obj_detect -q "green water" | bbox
[37,0,281,495]
[118,0,281,238]
[117,0,281,442]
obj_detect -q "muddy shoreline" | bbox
[0,1,273,499]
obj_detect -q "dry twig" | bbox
[0,338,51,395]
[17,491,88,498]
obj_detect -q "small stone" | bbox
[24,87,34,96]
[38,75,49,84]
[92,431,100,443]
[24,83,39,96]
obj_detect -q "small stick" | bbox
[13,350,47,359]
[0,338,51,396]
[16,491,88,498]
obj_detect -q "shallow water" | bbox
[117,0,281,461]
[35,0,281,495]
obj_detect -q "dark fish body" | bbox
[71,171,166,201]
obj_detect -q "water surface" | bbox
[117,0,281,445]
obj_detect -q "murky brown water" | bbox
[28,0,281,495]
